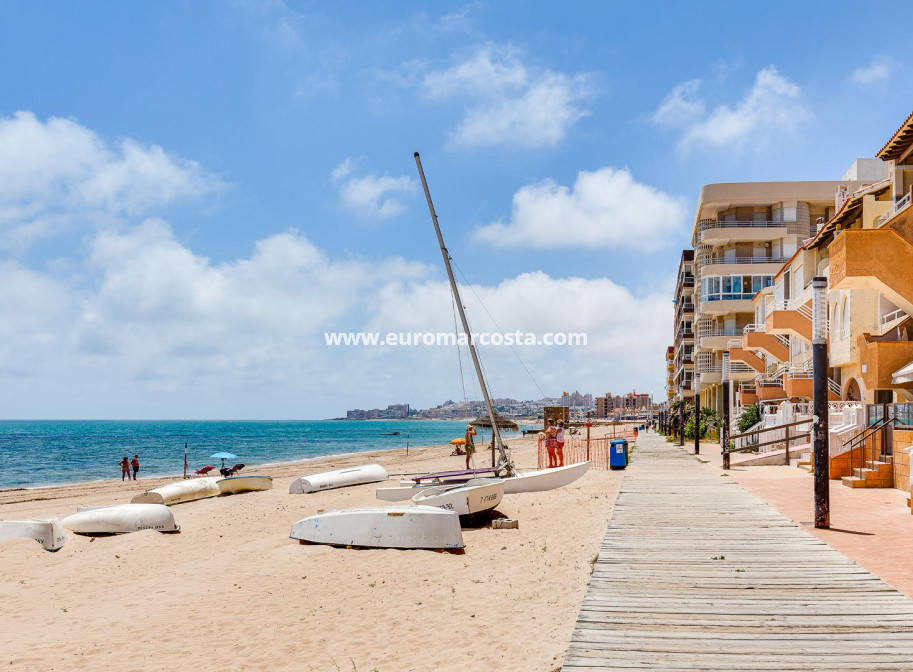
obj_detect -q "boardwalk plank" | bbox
[562,435,913,670]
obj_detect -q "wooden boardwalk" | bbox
[563,434,913,670]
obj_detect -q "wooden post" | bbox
[183,441,188,479]
[586,423,591,461]
[784,424,790,466]
[812,277,829,529]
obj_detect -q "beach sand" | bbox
[0,427,624,671]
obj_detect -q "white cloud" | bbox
[0,221,672,417]
[474,167,688,250]
[332,157,417,219]
[653,66,811,151]
[422,44,592,148]
[0,111,222,247]
[849,55,893,84]
[652,80,705,128]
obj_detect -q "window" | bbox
[701,275,773,302]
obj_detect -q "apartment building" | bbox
[671,250,695,405]
[690,180,872,415]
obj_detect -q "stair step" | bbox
[853,468,875,478]
[842,476,866,488]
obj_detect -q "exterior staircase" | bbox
[841,459,894,488]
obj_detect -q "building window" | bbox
[701,275,773,301]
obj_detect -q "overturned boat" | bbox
[62,504,180,535]
[0,518,68,551]
[290,505,463,550]
[217,475,273,495]
[289,464,388,494]
[131,477,221,505]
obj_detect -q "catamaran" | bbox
[408,153,589,492]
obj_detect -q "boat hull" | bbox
[131,477,221,505]
[217,475,273,495]
[502,461,590,494]
[0,518,67,551]
[62,504,180,535]
[289,464,388,494]
[290,506,463,549]
[410,478,504,524]
[375,483,435,502]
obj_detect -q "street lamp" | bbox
[694,372,700,455]
[812,276,829,529]
[722,351,730,470]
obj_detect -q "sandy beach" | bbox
[1,427,624,672]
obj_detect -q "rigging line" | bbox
[450,258,547,399]
[449,289,468,402]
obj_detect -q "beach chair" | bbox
[227,463,245,476]
[195,465,215,475]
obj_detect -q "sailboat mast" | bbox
[413,152,513,475]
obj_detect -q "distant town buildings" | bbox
[346,403,410,419]
[595,391,653,419]
[346,392,597,420]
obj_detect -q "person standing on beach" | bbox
[556,421,566,467]
[545,421,558,468]
[131,454,140,481]
[119,455,130,481]
[464,424,477,470]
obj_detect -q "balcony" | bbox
[875,192,911,228]
[729,346,765,372]
[858,334,913,390]
[743,328,789,361]
[700,256,787,279]
[765,299,812,342]
[738,387,759,405]
[698,327,743,351]
[697,219,788,246]
[830,226,913,317]
[757,378,786,401]
[698,297,754,316]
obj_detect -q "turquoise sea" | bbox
[0,420,519,490]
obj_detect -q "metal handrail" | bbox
[729,419,811,461]
[876,192,911,227]
[698,219,789,231]
[843,415,895,452]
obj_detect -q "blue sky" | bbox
[0,1,910,418]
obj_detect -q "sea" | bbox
[0,420,520,490]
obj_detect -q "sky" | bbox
[0,1,911,419]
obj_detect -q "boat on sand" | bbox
[289,464,388,494]
[396,461,591,497]
[217,475,273,495]
[290,506,463,550]
[131,477,221,505]
[410,478,504,525]
[0,518,67,551]
[62,504,180,535]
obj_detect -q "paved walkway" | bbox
[562,433,913,670]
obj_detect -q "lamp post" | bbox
[678,387,685,447]
[722,352,730,470]
[812,276,830,529]
[694,373,700,455]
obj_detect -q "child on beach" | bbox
[556,421,566,467]
[119,455,130,481]
[464,425,477,469]
[131,454,140,481]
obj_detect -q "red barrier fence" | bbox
[537,436,624,470]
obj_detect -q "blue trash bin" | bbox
[610,439,627,470]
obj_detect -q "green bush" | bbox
[737,403,762,433]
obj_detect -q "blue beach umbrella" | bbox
[210,451,239,468]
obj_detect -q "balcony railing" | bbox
[697,326,743,339]
[697,219,789,232]
[880,307,908,330]
[700,255,787,266]
[876,192,911,227]
[764,298,813,322]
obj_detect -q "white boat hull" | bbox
[217,475,273,495]
[0,518,67,551]
[375,483,435,502]
[62,504,180,535]
[290,464,388,494]
[131,477,221,505]
[410,478,504,523]
[290,506,463,549]
[502,461,590,494]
